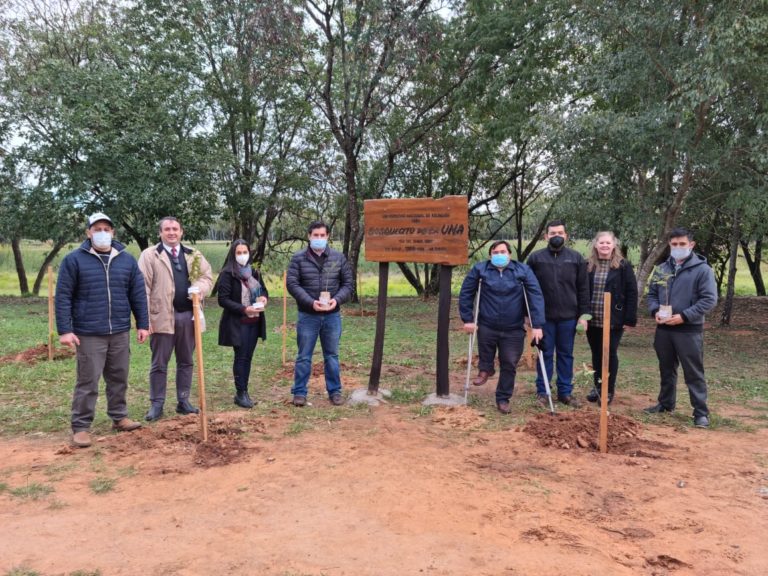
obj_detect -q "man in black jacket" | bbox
[286,221,353,407]
[527,220,590,407]
[645,227,717,428]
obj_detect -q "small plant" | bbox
[650,267,674,319]
[10,482,54,500]
[89,477,117,494]
[573,362,596,391]
[188,250,203,283]
[70,570,102,576]
[5,567,42,576]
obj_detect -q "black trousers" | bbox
[477,325,525,403]
[653,328,709,418]
[586,325,624,395]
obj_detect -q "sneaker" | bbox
[71,430,92,448]
[330,393,345,406]
[496,400,511,414]
[644,403,673,414]
[112,418,142,432]
[694,416,710,428]
[557,395,581,408]
[292,395,307,407]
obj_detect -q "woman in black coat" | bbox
[218,239,269,408]
[585,231,638,404]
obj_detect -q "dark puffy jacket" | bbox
[527,246,590,321]
[55,240,149,336]
[647,253,717,329]
[287,247,353,314]
[218,267,269,347]
[459,260,546,331]
[588,260,638,328]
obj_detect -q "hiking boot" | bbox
[71,430,92,448]
[112,418,142,432]
[176,400,199,415]
[644,403,673,414]
[292,395,307,407]
[557,395,581,408]
[234,390,254,409]
[472,370,494,386]
[330,393,345,406]
[694,416,710,428]
[496,400,511,414]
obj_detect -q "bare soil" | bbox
[1,297,767,575]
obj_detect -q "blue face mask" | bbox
[310,238,328,251]
[491,253,510,268]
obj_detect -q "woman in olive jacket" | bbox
[218,239,269,408]
[585,231,638,404]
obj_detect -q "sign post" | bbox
[364,196,468,398]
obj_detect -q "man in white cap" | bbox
[56,212,150,447]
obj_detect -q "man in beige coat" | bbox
[138,217,213,421]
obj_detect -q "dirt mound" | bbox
[431,405,486,430]
[0,344,74,365]
[99,414,266,471]
[523,410,674,456]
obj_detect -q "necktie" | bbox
[171,247,177,258]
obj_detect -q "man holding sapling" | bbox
[286,220,353,407]
[645,227,717,428]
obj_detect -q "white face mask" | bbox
[670,247,692,261]
[91,230,113,250]
[235,253,250,267]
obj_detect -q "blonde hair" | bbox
[587,231,625,271]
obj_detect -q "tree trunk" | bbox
[344,152,361,304]
[720,211,740,325]
[740,237,766,296]
[396,262,424,296]
[11,236,30,296]
[32,238,68,295]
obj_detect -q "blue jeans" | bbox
[292,311,342,398]
[233,323,260,393]
[536,318,577,397]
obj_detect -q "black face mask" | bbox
[548,236,565,250]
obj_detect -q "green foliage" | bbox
[9,482,54,500]
[89,477,117,494]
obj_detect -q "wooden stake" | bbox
[282,270,287,366]
[48,266,54,361]
[191,293,208,442]
[598,292,611,453]
[358,272,364,315]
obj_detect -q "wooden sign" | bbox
[364,196,469,265]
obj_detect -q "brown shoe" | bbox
[557,395,581,408]
[496,400,511,414]
[292,395,307,407]
[71,430,92,448]
[536,394,549,407]
[112,418,142,432]
[472,371,493,386]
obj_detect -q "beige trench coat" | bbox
[138,244,213,334]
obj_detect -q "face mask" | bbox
[310,238,328,251]
[670,247,691,261]
[548,236,565,250]
[235,254,250,266]
[91,231,113,250]
[490,254,510,268]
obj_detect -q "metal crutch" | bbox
[463,279,483,402]
[520,280,556,415]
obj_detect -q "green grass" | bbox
[9,482,55,500]
[89,477,117,494]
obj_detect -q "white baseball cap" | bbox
[87,212,114,228]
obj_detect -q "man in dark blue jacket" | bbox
[459,240,545,414]
[286,221,353,407]
[56,213,150,448]
[527,220,590,407]
[645,227,717,428]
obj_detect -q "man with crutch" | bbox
[459,241,545,414]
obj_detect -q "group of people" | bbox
[55,213,716,448]
[56,215,351,448]
[459,220,717,429]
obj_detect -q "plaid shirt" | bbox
[590,260,610,326]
